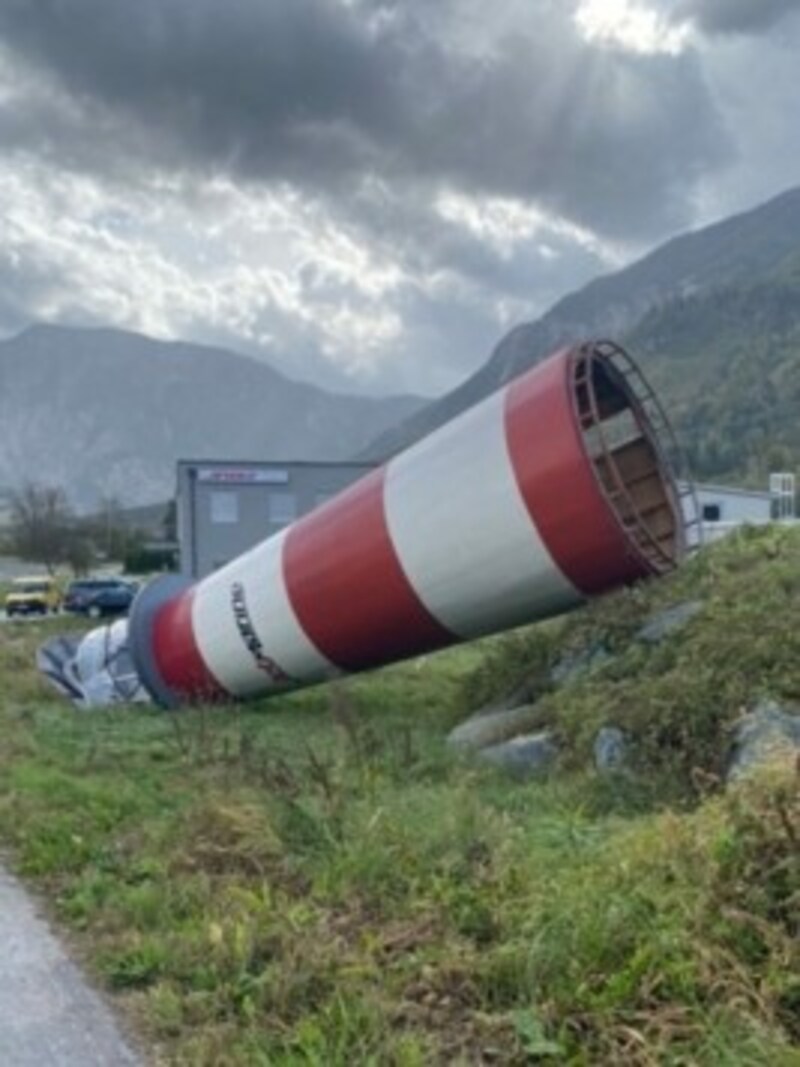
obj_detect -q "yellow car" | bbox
[5,576,63,617]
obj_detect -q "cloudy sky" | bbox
[0,0,798,396]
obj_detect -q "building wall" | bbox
[695,484,773,526]
[680,482,778,547]
[690,483,776,545]
[177,461,375,578]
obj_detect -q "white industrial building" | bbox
[694,474,795,542]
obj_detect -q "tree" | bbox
[84,495,134,561]
[7,483,93,575]
[64,532,94,576]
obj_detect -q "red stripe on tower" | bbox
[283,468,455,671]
[504,347,650,595]
[151,588,230,703]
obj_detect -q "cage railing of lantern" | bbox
[571,339,701,570]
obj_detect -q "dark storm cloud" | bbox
[0,0,730,242]
[338,178,608,307]
[0,0,391,180]
[674,0,800,36]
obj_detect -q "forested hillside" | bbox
[629,249,800,483]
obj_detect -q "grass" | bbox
[0,528,799,1064]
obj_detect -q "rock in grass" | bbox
[447,704,538,752]
[636,601,703,644]
[727,699,800,782]
[594,727,627,772]
[478,731,558,778]
[550,642,611,686]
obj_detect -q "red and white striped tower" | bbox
[129,340,696,708]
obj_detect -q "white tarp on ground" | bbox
[37,620,150,708]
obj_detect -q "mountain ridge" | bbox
[0,324,423,509]
[363,185,800,468]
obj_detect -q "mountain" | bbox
[0,325,424,510]
[364,186,800,482]
[628,247,800,483]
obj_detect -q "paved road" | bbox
[0,865,142,1066]
[0,610,64,624]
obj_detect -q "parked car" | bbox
[63,578,139,618]
[5,575,63,617]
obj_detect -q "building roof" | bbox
[694,482,773,502]
[177,458,376,469]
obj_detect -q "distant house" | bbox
[692,478,794,543]
[697,483,771,524]
[176,460,375,579]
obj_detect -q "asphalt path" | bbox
[0,610,65,624]
[0,864,142,1066]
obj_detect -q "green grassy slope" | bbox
[0,528,798,1065]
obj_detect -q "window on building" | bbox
[210,491,239,524]
[268,492,297,526]
[314,493,334,510]
[702,503,722,523]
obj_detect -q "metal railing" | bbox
[571,339,702,575]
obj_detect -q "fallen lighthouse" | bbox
[39,340,698,709]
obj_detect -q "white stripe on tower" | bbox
[190,530,337,698]
[384,388,581,640]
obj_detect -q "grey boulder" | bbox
[727,699,800,782]
[447,703,538,752]
[478,731,558,778]
[636,601,703,645]
[594,726,628,772]
[550,642,611,686]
